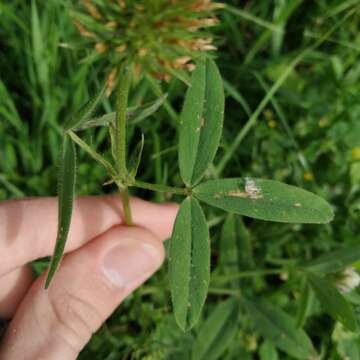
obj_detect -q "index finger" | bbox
[0,195,178,275]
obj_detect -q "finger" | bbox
[0,225,164,359]
[0,195,177,275]
[0,266,34,318]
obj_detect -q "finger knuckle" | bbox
[48,289,103,352]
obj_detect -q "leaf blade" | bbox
[194,178,334,223]
[169,197,210,331]
[128,133,144,179]
[45,135,76,288]
[179,59,224,186]
[302,246,360,274]
[307,272,358,331]
[191,59,225,185]
[242,297,317,359]
[74,94,168,130]
[64,83,106,131]
[192,298,239,360]
[179,61,206,186]
[259,340,279,360]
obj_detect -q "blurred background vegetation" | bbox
[1,0,360,358]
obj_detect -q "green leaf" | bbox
[169,197,210,331]
[45,135,76,288]
[68,131,116,178]
[128,133,144,179]
[167,67,192,86]
[76,112,114,131]
[31,0,48,89]
[302,246,360,274]
[63,83,106,131]
[307,272,357,331]
[236,216,254,271]
[259,340,279,360]
[336,335,360,360]
[218,215,254,288]
[179,58,224,186]
[192,298,239,360]
[295,280,314,328]
[129,93,168,124]
[76,94,168,130]
[219,214,240,275]
[241,297,317,359]
[194,178,334,223]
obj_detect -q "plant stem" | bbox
[115,67,130,175]
[132,180,188,195]
[115,67,132,225]
[120,187,133,225]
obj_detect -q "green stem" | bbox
[120,188,133,225]
[114,67,132,225]
[115,67,131,175]
[132,180,188,195]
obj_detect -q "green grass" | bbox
[1,0,360,359]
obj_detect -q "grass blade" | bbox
[224,4,281,32]
[45,135,76,288]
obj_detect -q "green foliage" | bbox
[179,58,224,186]
[2,0,360,358]
[259,340,278,360]
[128,133,145,179]
[219,215,241,276]
[75,94,168,130]
[307,272,358,332]
[45,135,76,288]
[63,82,107,131]
[241,297,317,359]
[169,197,210,331]
[302,246,360,275]
[192,298,239,360]
[194,178,334,223]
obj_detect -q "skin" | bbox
[0,195,178,359]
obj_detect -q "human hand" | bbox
[0,196,177,359]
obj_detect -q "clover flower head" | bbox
[71,0,223,93]
[335,267,360,294]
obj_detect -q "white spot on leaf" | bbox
[244,178,263,200]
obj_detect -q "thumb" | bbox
[0,226,164,360]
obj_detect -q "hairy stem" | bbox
[114,67,132,225]
[115,67,131,175]
[120,188,133,225]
